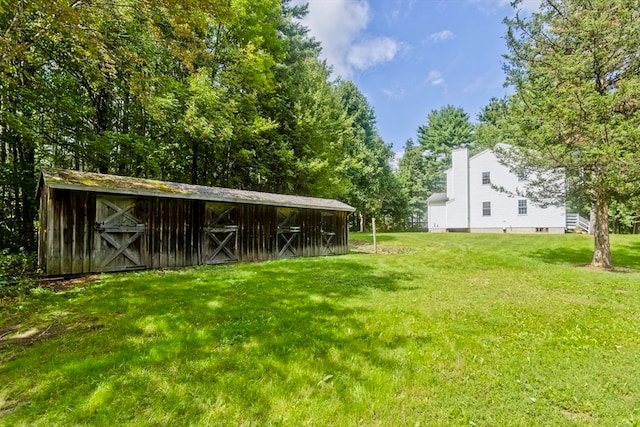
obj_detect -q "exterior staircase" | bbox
[566,213,590,233]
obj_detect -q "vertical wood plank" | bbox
[71,194,80,273]
[81,194,88,272]
[59,193,66,274]
[152,198,159,269]
[180,199,186,267]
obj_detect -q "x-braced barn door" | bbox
[203,203,238,264]
[93,197,147,272]
[321,212,336,255]
[277,208,301,258]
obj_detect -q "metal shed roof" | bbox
[40,169,356,212]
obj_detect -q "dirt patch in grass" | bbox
[0,323,62,350]
[561,409,597,423]
[0,399,26,419]
[1,275,100,305]
[38,275,101,293]
[0,316,104,357]
[0,323,67,364]
[349,239,414,255]
[578,264,633,273]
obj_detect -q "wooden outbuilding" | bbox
[37,169,355,276]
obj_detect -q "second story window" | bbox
[482,171,490,185]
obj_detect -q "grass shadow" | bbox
[529,237,640,271]
[529,247,594,267]
[0,256,417,423]
[611,239,640,271]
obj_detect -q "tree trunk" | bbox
[17,134,37,251]
[93,87,111,174]
[591,194,612,269]
[191,139,199,185]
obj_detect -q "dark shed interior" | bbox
[38,169,354,276]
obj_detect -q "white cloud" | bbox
[426,70,445,86]
[426,30,454,43]
[348,37,399,71]
[296,0,400,78]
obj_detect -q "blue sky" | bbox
[298,0,542,153]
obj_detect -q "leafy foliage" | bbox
[502,0,640,268]
[475,97,509,150]
[0,249,37,297]
[0,0,400,255]
[335,80,406,229]
[396,139,429,228]
[417,105,474,194]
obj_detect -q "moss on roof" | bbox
[40,169,355,212]
[47,169,190,194]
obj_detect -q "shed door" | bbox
[321,212,336,255]
[203,203,238,264]
[93,197,147,272]
[276,208,300,259]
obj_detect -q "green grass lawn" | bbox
[1,233,639,426]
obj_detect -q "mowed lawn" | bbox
[1,233,639,426]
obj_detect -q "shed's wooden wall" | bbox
[239,204,275,262]
[144,197,202,270]
[39,188,96,276]
[39,189,351,276]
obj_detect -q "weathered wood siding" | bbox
[143,197,202,270]
[39,189,351,276]
[237,204,276,262]
[40,188,96,276]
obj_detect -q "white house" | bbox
[427,147,566,233]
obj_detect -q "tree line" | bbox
[0,0,404,255]
[2,0,639,271]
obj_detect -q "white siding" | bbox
[427,147,566,233]
[428,201,447,231]
[446,149,469,229]
[468,150,565,232]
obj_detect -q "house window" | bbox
[482,172,490,185]
[482,201,491,216]
[518,199,527,215]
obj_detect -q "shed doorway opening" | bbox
[277,208,301,258]
[203,202,239,264]
[93,197,147,272]
[321,212,337,255]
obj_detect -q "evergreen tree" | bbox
[397,139,429,229]
[502,0,640,268]
[417,105,474,194]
